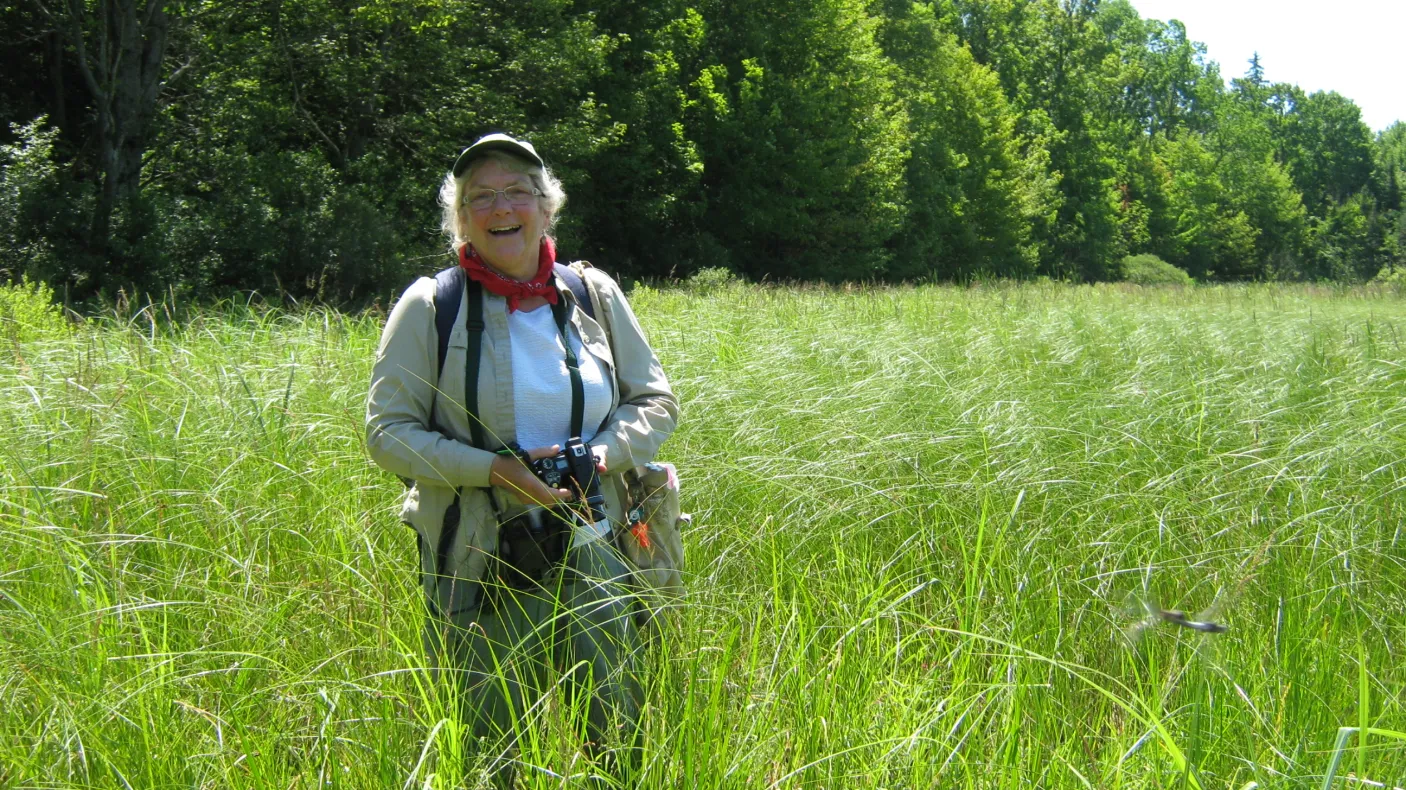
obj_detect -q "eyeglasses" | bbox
[463,185,542,211]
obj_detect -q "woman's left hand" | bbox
[592,445,608,475]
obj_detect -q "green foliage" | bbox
[694,0,910,281]
[1015,0,1130,281]
[1159,132,1259,279]
[0,276,66,343]
[1118,253,1193,285]
[1370,123,1406,276]
[0,118,84,286]
[567,2,710,280]
[1279,91,1375,213]
[0,0,1397,298]
[1379,123,1406,172]
[1371,264,1406,284]
[682,265,740,293]
[1307,195,1375,281]
[148,0,622,302]
[1191,83,1309,280]
[876,0,1055,280]
[153,147,406,301]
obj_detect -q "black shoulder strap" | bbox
[553,262,595,320]
[463,279,485,450]
[430,264,487,450]
[432,265,465,378]
[549,295,586,440]
[436,262,588,450]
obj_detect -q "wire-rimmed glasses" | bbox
[463,185,542,211]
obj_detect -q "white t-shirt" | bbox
[509,305,611,447]
[507,305,612,545]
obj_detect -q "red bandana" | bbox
[458,236,559,312]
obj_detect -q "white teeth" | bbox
[489,225,521,233]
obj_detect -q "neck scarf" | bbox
[458,236,559,312]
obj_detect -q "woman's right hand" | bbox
[490,444,572,506]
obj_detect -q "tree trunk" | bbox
[112,0,168,204]
[90,100,117,249]
[41,0,169,259]
[46,31,67,129]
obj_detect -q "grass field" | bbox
[2,281,1405,789]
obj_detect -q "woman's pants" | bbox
[426,536,643,775]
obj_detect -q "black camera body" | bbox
[494,437,606,590]
[495,506,567,589]
[529,437,607,525]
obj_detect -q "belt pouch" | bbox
[494,509,571,589]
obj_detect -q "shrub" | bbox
[684,266,741,293]
[1371,265,1405,285]
[0,276,67,344]
[0,117,77,286]
[1371,265,1406,296]
[1120,254,1194,286]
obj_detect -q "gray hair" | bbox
[439,150,567,252]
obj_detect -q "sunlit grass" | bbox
[2,282,1404,788]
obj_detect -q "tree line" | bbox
[1,0,1403,304]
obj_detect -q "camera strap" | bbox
[550,294,586,441]
[440,263,592,450]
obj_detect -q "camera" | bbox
[493,437,607,589]
[528,437,607,525]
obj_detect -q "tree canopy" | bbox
[1,0,1401,302]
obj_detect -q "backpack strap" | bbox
[432,265,465,378]
[462,279,486,450]
[429,263,489,450]
[432,261,589,450]
[407,264,465,463]
[428,270,484,611]
[570,261,617,371]
[553,262,595,321]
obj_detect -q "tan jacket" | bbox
[366,264,678,611]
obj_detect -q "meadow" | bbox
[1,280,1404,789]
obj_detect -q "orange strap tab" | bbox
[629,520,653,551]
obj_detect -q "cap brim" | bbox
[452,137,545,177]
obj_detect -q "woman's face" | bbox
[462,158,548,280]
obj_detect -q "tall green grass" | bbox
[2,283,1404,788]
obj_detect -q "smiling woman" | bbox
[462,158,551,281]
[440,135,569,284]
[366,133,679,786]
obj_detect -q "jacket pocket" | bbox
[439,487,496,617]
[434,493,461,588]
[404,482,474,616]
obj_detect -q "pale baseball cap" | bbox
[452,133,545,177]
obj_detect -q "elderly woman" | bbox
[365,133,678,780]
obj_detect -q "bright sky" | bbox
[1126,0,1405,133]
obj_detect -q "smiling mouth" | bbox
[488,224,522,236]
